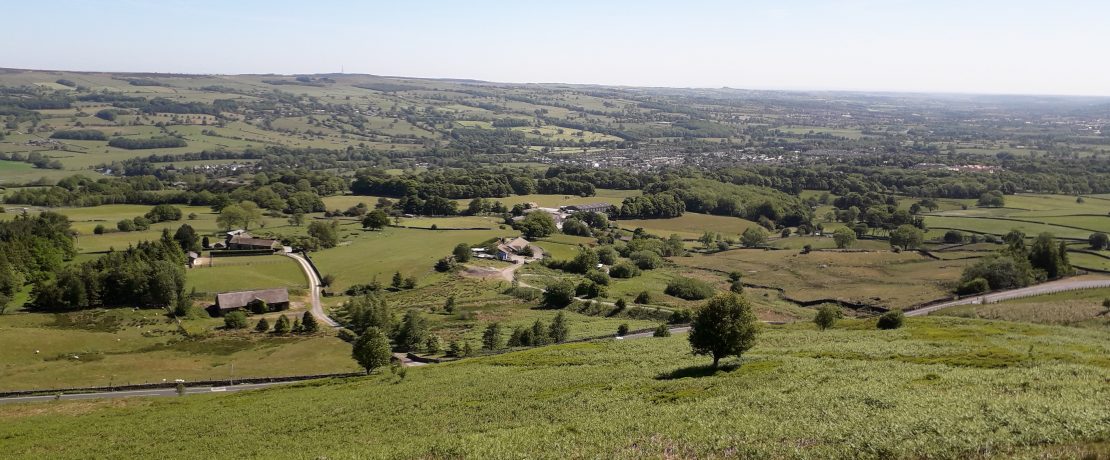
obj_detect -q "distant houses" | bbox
[511,202,613,230]
[496,237,532,261]
[210,288,290,316]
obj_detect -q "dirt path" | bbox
[907,276,1110,317]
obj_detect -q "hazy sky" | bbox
[3,0,1108,96]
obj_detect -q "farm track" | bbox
[283,252,340,328]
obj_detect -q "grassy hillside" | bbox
[1,316,1107,459]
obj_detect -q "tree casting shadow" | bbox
[655,362,741,380]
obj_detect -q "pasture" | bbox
[310,226,510,292]
[936,288,1110,328]
[673,249,970,309]
[186,255,308,295]
[615,212,760,240]
[0,308,359,391]
[2,316,1107,458]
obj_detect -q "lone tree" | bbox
[889,225,924,250]
[351,327,393,375]
[362,210,390,230]
[1090,232,1109,250]
[741,227,767,248]
[688,293,759,368]
[813,305,841,330]
[833,227,856,249]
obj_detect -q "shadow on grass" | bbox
[655,362,741,380]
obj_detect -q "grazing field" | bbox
[2,317,1107,459]
[398,215,503,229]
[186,255,308,295]
[311,226,510,292]
[936,288,1110,328]
[615,212,761,239]
[673,249,969,309]
[0,308,359,391]
[1068,251,1110,271]
[923,215,1092,239]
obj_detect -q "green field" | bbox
[186,255,308,295]
[311,226,511,292]
[937,288,1110,328]
[616,213,761,240]
[673,249,970,309]
[2,316,1107,458]
[0,308,359,391]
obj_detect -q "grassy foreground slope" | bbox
[3,317,1109,459]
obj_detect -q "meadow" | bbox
[311,225,510,292]
[936,288,1110,328]
[672,249,969,309]
[1,316,1107,459]
[0,308,359,391]
[186,255,308,295]
[615,212,761,239]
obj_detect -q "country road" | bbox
[284,252,339,328]
[0,382,295,405]
[907,276,1110,316]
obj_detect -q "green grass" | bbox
[1,316,1107,458]
[0,308,359,391]
[673,249,969,309]
[311,226,511,292]
[616,212,762,240]
[937,288,1110,328]
[186,255,308,295]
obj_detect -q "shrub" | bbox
[665,277,716,300]
[575,280,607,299]
[543,279,577,308]
[877,310,905,330]
[957,277,990,295]
[585,269,610,286]
[629,250,663,269]
[93,224,105,235]
[669,309,693,324]
[813,305,841,330]
[616,323,630,336]
[145,204,182,222]
[609,262,641,278]
[224,311,249,329]
[1090,232,1109,250]
[653,323,671,337]
[728,271,743,282]
[943,230,965,244]
[634,291,652,304]
[254,317,270,332]
[729,280,744,294]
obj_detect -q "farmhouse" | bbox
[496,237,531,261]
[227,235,281,251]
[211,288,289,316]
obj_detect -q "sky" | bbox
[2,0,1108,96]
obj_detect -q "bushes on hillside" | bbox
[665,277,715,300]
[608,262,641,278]
[877,310,905,330]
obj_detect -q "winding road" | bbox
[907,276,1110,316]
[283,252,339,328]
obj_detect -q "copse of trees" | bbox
[664,277,716,300]
[145,204,182,223]
[108,136,187,150]
[30,230,187,312]
[50,129,107,141]
[0,212,77,307]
